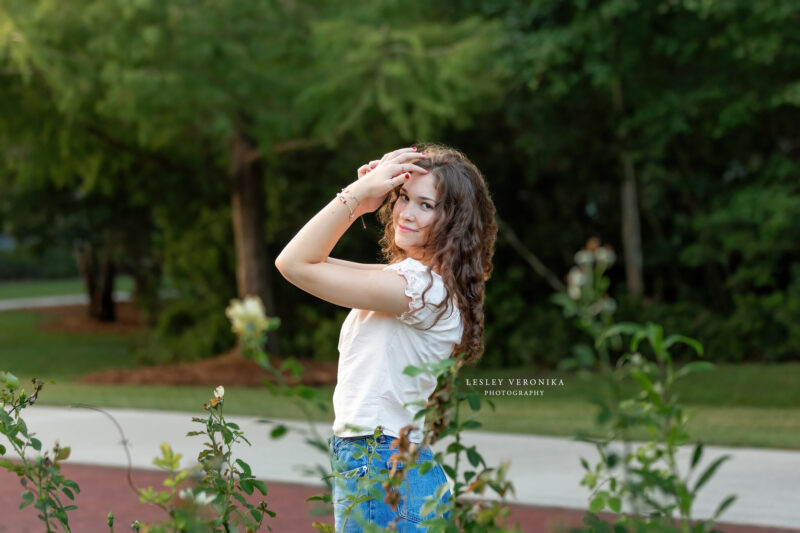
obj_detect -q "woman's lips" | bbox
[398,225,417,232]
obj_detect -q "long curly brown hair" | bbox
[378,144,497,364]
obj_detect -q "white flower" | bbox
[567,267,587,300]
[214,386,225,399]
[567,267,586,287]
[574,250,594,265]
[225,296,270,338]
[179,489,215,505]
[194,491,215,505]
[595,247,616,267]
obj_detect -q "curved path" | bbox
[1,406,798,532]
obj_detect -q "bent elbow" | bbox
[274,253,290,279]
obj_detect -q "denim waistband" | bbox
[328,434,435,458]
[328,434,395,453]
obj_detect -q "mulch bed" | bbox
[32,303,338,387]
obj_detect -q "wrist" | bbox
[343,181,367,203]
[341,183,367,215]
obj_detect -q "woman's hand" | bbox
[349,147,428,214]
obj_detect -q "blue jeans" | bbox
[327,434,452,532]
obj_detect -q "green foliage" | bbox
[2,0,800,386]
[555,242,736,532]
[0,243,77,279]
[483,265,574,367]
[404,356,520,532]
[280,305,348,361]
[129,387,275,532]
[0,373,81,533]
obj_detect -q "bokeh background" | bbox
[3,2,800,531]
[1,1,799,443]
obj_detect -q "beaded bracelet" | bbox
[336,188,367,229]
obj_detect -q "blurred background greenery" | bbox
[1,0,799,374]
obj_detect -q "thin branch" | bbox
[496,216,565,292]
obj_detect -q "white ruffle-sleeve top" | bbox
[331,257,463,443]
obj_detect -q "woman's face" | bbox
[392,171,439,262]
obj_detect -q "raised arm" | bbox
[275,148,428,313]
[325,257,387,270]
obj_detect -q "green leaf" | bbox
[55,446,71,461]
[674,362,715,381]
[630,369,662,406]
[712,494,737,520]
[252,480,268,496]
[20,490,34,509]
[402,365,425,377]
[607,496,622,513]
[691,443,704,470]
[270,425,287,439]
[420,498,438,518]
[1,372,20,390]
[664,334,704,357]
[236,459,252,477]
[597,323,643,347]
[694,455,731,493]
[240,478,255,495]
[466,447,482,468]
[589,493,606,512]
[467,392,481,411]
[29,438,42,451]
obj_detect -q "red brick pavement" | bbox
[1,463,797,533]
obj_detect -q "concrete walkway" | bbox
[0,292,132,311]
[2,406,797,530]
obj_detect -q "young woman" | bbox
[275,144,497,531]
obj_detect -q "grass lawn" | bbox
[2,308,799,450]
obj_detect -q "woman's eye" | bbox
[422,203,432,210]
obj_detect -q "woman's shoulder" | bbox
[383,257,460,330]
[384,256,442,277]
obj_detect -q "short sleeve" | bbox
[383,258,442,327]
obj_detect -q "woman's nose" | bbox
[400,204,416,220]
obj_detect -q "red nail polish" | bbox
[405,173,410,179]
[412,147,417,151]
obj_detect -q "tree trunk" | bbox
[611,79,644,300]
[619,150,644,299]
[229,127,280,356]
[133,259,162,327]
[74,241,116,321]
[98,254,116,322]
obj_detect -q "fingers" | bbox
[380,146,418,163]
[388,162,428,175]
[389,151,426,166]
